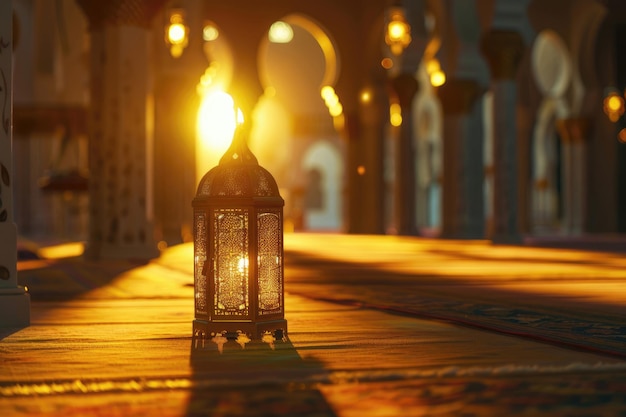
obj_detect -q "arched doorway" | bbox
[530,30,572,234]
[254,15,344,231]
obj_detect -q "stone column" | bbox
[481,30,525,243]
[389,73,419,235]
[345,110,366,233]
[556,117,589,234]
[439,78,485,238]
[0,3,30,327]
[345,87,388,235]
[358,78,389,234]
[382,0,427,236]
[78,1,166,259]
[438,0,489,239]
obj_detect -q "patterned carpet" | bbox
[287,288,626,359]
[284,249,626,360]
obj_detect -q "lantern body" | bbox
[192,133,287,339]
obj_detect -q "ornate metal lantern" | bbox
[192,123,287,340]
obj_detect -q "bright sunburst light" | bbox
[197,89,237,152]
[196,89,238,180]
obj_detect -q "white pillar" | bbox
[0,1,30,327]
[84,24,158,260]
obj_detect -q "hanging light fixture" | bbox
[385,6,412,56]
[165,8,189,58]
[192,112,287,341]
[603,89,625,123]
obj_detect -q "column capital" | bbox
[438,78,484,115]
[480,30,525,80]
[556,117,591,143]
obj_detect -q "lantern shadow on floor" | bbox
[188,335,337,417]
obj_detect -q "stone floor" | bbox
[2,233,626,416]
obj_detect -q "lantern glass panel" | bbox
[213,208,249,316]
[194,212,208,317]
[257,210,283,315]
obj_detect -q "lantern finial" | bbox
[219,120,258,166]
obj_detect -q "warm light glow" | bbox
[324,93,339,107]
[607,95,623,112]
[237,108,245,124]
[333,113,345,131]
[357,165,366,175]
[203,23,219,42]
[268,21,294,43]
[603,91,625,122]
[385,8,412,55]
[430,70,446,87]
[321,85,343,117]
[360,89,372,104]
[426,58,440,74]
[390,103,402,126]
[170,45,183,58]
[320,85,335,101]
[619,128,626,143]
[197,65,219,96]
[285,232,626,310]
[381,57,394,70]
[388,21,408,41]
[168,22,186,45]
[197,90,237,157]
[37,242,84,259]
[329,102,343,117]
[237,257,249,274]
[166,12,188,58]
[426,58,446,87]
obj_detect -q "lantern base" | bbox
[193,319,287,340]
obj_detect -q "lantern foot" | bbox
[193,319,287,340]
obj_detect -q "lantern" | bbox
[192,122,287,340]
[165,9,189,58]
[385,6,412,56]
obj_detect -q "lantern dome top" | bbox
[195,125,281,199]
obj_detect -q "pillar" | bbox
[344,74,388,234]
[0,2,31,327]
[358,79,388,234]
[439,78,485,238]
[556,117,589,235]
[154,0,206,246]
[481,29,525,243]
[77,1,165,259]
[438,0,489,239]
[345,109,367,233]
[389,73,419,235]
[381,0,427,236]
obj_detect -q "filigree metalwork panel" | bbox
[194,212,207,316]
[214,209,249,316]
[257,210,282,315]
